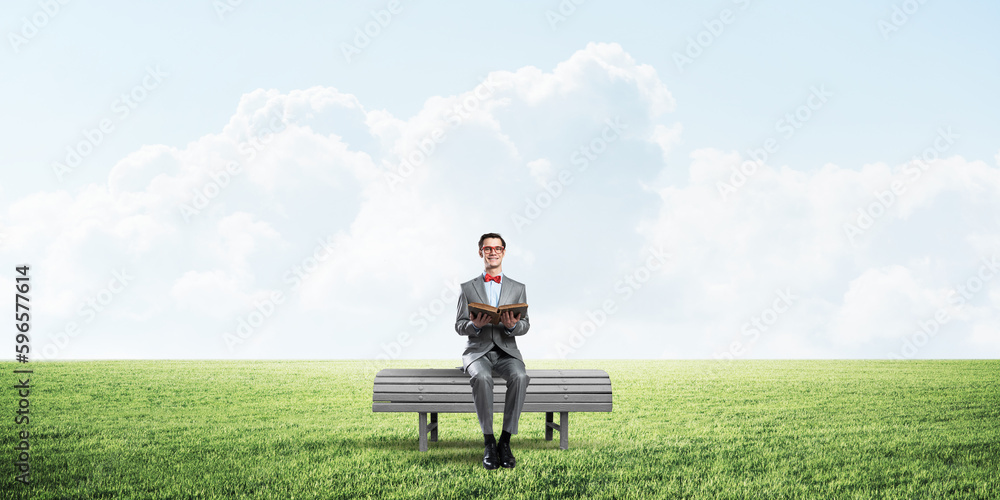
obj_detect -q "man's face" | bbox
[479,237,505,269]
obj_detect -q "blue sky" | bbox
[2,1,999,360]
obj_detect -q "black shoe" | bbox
[483,442,499,470]
[498,441,516,468]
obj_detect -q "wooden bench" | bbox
[372,368,613,451]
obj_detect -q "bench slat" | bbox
[373,384,611,394]
[376,369,609,377]
[374,376,610,385]
[374,392,612,403]
[373,402,612,412]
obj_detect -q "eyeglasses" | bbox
[481,246,504,254]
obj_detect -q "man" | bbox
[455,232,530,470]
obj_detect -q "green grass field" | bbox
[1,360,998,499]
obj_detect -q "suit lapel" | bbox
[498,276,514,306]
[472,274,488,304]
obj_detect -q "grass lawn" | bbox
[1,359,998,499]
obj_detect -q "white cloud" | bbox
[649,123,683,162]
[636,142,1000,358]
[968,314,1000,351]
[3,42,1000,360]
[526,158,554,186]
[828,266,950,345]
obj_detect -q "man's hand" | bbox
[501,311,521,330]
[471,312,491,329]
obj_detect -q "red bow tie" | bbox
[484,274,501,283]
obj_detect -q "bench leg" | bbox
[544,411,570,449]
[430,412,438,442]
[560,412,569,450]
[418,413,428,452]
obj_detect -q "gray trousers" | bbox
[466,347,530,435]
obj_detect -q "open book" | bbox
[468,302,528,325]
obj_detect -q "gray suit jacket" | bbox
[455,274,530,372]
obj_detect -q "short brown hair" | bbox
[478,233,506,250]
